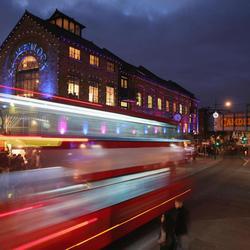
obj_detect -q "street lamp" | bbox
[225,101,232,108]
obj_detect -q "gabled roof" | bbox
[24,10,106,55]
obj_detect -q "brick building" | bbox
[0,10,198,134]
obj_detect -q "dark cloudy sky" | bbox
[0,0,250,110]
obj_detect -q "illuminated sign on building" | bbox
[9,42,47,77]
[214,112,250,132]
[223,117,250,127]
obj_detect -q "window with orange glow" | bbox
[166,100,170,112]
[136,92,142,106]
[55,18,62,27]
[173,102,177,113]
[89,86,98,103]
[106,86,115,106]
[68,78,79,98]
[63,19,69,30]
[16,56,39,97]
[121,76,128,88]
[157,98,162,110]
[147,95,153,109]
[179,104,183,114]
[69,47,80,60]
[90,54,99,67]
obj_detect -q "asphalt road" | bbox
[105,156,250,250]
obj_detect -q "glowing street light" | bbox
[225,101,232,108]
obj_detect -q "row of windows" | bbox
[51,18,81,36]
[67,82,115,106]
[68,48,191,114]
[136,93,189,114]
[69,46,115,72]
[67,81,189,114]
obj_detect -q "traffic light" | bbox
[241,136,248,144]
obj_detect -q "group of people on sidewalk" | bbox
[158,199,189,250]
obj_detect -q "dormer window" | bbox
[49,9,85,37]
[75,25,80,36]
[63,19,69,30]
[56,18,62,27]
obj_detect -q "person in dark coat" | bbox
[158,210,177,250]
[174,200,189,250]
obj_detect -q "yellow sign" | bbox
[223,117,250,127]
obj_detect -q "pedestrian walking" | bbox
[174,199,189,250]
[158,214,167,249]
[158,210,177,250]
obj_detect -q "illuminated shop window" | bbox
[157,98,162,110]
[15,56,39,97]
[89,86,98,103]
[179,104,183,114]
[69,46,80,60]
[121,76,128,88]
[68,78,79,98]
[147,95,153,109]
[136,92,142,106]
[166,100,170,112]
[90,54,99,67]
[106,86,115,106]
[107,61,115,72]
[173,102,177,113]
[185,106,189,114]
[121,101,128,108]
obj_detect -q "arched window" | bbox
[16,56,39,97]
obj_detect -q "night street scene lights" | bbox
[225,101,232,108]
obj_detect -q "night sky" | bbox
[0,0,249,110]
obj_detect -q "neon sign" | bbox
[9,42,47,77]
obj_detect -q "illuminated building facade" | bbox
[199,107,250,141]
[0,10,198,134]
